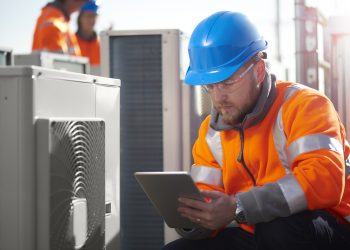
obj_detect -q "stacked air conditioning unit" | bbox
[14,51,90,74]
[0,46,13,65]
[0,66,120,250]
[100,29,211,249]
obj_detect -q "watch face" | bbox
[235,198,246,224]
[236,211,247,224]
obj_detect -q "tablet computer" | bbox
[134,171,203,228]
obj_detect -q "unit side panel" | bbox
[96,84,121,249]
[33,76,96,118]
[0,76,36,250]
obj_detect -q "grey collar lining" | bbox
[209,72,277,131]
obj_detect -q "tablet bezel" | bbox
[134,171,203,228]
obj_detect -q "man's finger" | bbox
[178,207,208,223]
[178,206,197,218]
[200,190,225,199]
[178,197,208,211]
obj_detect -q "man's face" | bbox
[66,0,87,14]
[80,11,97,33]
[207,61,263,126]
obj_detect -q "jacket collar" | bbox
[76,30,98,41]
[47,1,70,21]
[209,72,277,131]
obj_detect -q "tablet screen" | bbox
[134,171,203,228]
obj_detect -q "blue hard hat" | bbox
[184,11,268,85]
[80,0,100,14]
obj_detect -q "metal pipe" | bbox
[276,0,282,62]
[295,0,305,84]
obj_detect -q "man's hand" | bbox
[178,190,237,230]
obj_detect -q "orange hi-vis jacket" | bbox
[191,73,350,233]
[76,33,100,66]
[32,3,81,56]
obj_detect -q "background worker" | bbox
[76,0,101,66]
[76,0,100,66]
[164,11,350,250]
[32,0,87,55]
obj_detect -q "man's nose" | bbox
[211,87,227,102]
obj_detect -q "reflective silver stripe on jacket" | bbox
[206,126,223,167]
[277,175,307,213]
[273,107,289,172]
[272,84,308,213]
[287,134,344,165]
[190,166,224,188]
[273,84,305,172]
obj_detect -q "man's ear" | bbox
[256,60,266,84]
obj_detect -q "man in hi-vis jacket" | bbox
[163,11,350,250]
[32,0,87,55]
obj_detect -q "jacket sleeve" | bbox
[237,88,347,224]
[41,23,66,53]
[191,116,225,193]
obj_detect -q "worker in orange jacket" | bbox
[164,11,350,250]
[32,0,87,55]
[76,0,100,66]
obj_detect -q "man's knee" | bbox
[162,238,184,250]
[162,240,177,250]
[255,216,295,242]
[162,238,203,250]
[254,211,314,249]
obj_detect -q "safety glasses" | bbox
[202,63,255,93]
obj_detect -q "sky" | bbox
[0,0,349,79]
[0,0,280,53]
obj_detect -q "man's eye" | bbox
[222,81,234,86]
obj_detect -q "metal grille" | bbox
[110,35,164,250]
[49,120,105,250]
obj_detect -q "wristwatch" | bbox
[235,198,247,224]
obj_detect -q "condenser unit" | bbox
[100,29,210,249]
[0,66,120,250]
[14,51,90,74]
[0,46,13,65]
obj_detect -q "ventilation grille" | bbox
[49,120,105,250]
[110,35,164,249]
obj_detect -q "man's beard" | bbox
[218,105,246,126]
[218,75,260,126]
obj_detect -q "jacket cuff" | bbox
[236,181,292,224]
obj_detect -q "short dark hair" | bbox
[253,52,267,61]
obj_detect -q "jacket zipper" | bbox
[237,126,257,186]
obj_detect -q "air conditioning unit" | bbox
[0,66,120,250]
[14,51,90,74]
[0,46,13,65]
[100,29,210,249]
[36,118,106,250]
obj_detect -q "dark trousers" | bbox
[162,210,350,250]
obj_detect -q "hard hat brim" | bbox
[184,60,245,86]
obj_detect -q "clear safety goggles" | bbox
[202,63,256,93]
